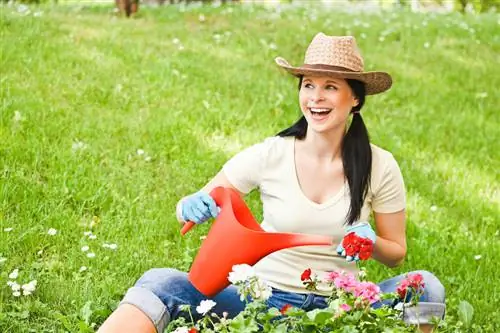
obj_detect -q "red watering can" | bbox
[181,186,335,297]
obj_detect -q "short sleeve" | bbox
[222,138,271,194]
[371,156,406,213]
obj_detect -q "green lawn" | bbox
[1,2,499,332]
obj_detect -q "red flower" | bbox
[342,232,374,260]
[188,328,198,333]
[397,273,425,300]
[301,268,312,281]
[280,304,292,315]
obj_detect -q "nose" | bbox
[308,89,325,104]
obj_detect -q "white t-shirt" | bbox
[222,136,406,295]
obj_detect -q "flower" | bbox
[13,291,21,297]
[86,252,96,258]
[342,232,374,260]
[340,303,352,312]
[196,300,216,315]
[188,328,198,333]
[9,268,19,279]
[474,255,481,260]
[47,228,57,236]
[397,273,425,300]
[21,280,37,295]
[250,279,272,301]
[333,272,358,293]
[280,304,292,315]
[300,268,312,281]
[324,271,340,282]
[79,266,88,272]
[353,281,381,304]
[228,264,256,284]
[8,281,20,291]
[4,227,13,232]
[81,245,89,252]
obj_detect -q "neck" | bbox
[302,128,345,162]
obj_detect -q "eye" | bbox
[326,85,337,90]
[303,83,313,89]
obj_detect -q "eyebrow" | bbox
[303,78,340,84]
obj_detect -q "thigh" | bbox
[135,268,246,321]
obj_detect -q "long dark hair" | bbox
[276,76,371,226]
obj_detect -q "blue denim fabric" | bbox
[120,268,445,333]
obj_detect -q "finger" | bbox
[336,245,344,255]
[201,195,218,218]
[346,256,354,262]
[191,206,206,223]
[341,250,346,257]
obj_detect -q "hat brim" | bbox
[275,57,392,95]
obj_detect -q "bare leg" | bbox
[97,304,156,333]
[418,324,434,333]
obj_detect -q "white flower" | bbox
[84,231,92,236]
[196,299,216,315]
[424,42,430,48]
[474,255,482,260]
[172,327,189,333]
[136,149,145,156]
[89,234,97,240]
[13,291,21,297]
[47,228,57,236]
[4,227,13,232]
[13,111,23,122]
[9,281,21,291]
[250,279,272,301]
[103,243,118,250]
[72,141,88,152]
[172,38,180,45]
[228,264,256,284]
[9,268,19,279]
[199,14,205,22]
[430,205,438,212]
[22,280,37,295]
[79,266,88,272]
[144,156,152,162]
[86,252,95,258]
[81,245,90,252]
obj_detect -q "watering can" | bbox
[180,186,334,297]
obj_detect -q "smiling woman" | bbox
[98,33,444,333]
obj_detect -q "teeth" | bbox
[309,108,331,113]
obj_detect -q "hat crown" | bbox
[304,33,364,72]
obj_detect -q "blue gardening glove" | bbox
[180,192,219,224]
[336,222,377,262]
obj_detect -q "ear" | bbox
[352,96,359,108]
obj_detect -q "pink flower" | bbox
[340,303,351,312]
[397,273,425,300]
[333,273,358,293]
[353,281,381,304]
[324,271,340,283]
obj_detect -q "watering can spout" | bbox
[181,187,334,297]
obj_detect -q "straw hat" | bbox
[275,33,392,95]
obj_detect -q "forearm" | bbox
[371,236,406,268]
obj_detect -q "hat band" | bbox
[301,64,358,73]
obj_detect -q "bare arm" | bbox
[371,209,407,268]
[176,170,244,225]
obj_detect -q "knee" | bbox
[412,270,445,303]
[135,268,187,297]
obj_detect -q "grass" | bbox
[0,2,499,332]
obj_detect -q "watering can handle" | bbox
[180,221,195,235]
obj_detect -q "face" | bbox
[299,75,359,134]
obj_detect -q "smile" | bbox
[308,107,332,116]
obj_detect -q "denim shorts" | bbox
[120,268,445,333]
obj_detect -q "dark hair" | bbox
[276,76,371,226]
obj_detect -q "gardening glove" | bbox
[336,222,377,262]
[179,191,219,224]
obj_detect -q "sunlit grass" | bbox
[0,2,499,332]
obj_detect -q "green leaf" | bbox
[80,301,93,325]
[458,300,474,328]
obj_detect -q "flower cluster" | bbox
[168,265,426,333]
[342,232,374,260]
[6,268,37,297]
[397,272,425,304]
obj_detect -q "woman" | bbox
[98,33,445,333]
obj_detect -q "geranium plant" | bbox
[167,264,435,333]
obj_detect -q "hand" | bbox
[336,222,376,262]
[180,192,219,224]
